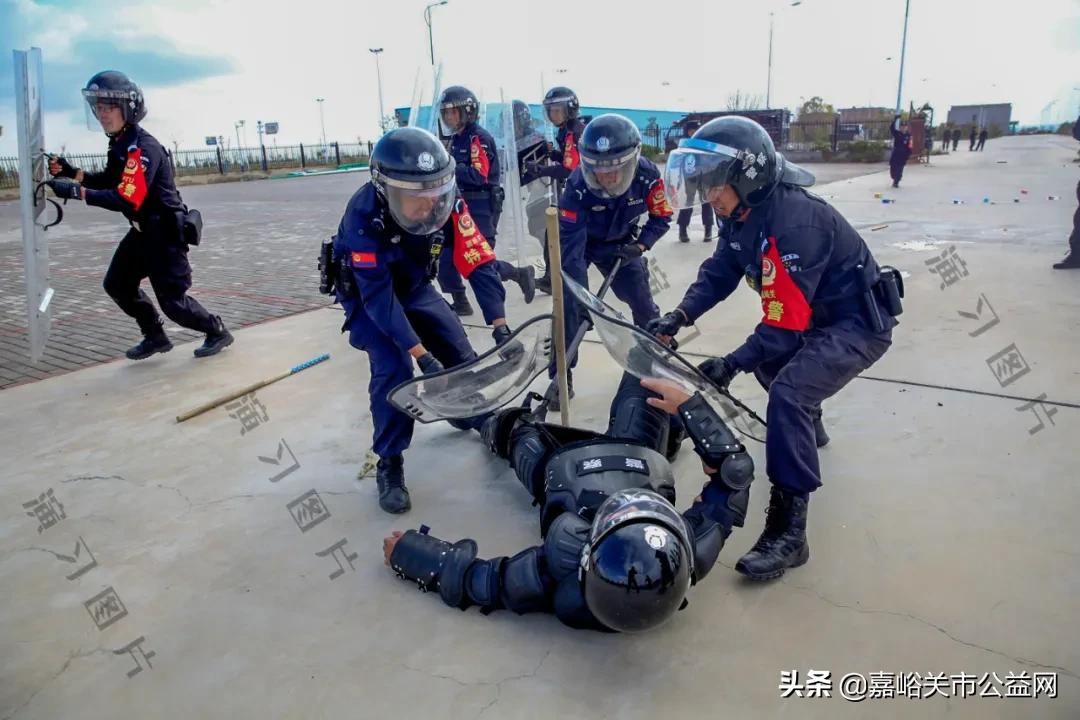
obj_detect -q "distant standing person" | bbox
[976,127,988,151]
[969,125,977,151]
[951,128,961,151]
[941,125,951,152]
[1052,114,1080,270]
[889,115,912,188]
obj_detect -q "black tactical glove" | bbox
[524,161,542,177]
[49,155,77,179]
[492,324,512,346]
[698,355,738,389]
[648,309,687,338]
[46,177,82,200]
[616,243,644,260]
[417,352,445,375]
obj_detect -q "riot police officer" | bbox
[654,116,901,580]
[46,71,232,360]
[382,371,754,631]
[552,113,673,405]
[889,115,912,188]
[437,86,535,315]
[329,127,514,514]
[526,86,587,294]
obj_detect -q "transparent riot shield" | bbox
[388,314,553,422]
[482,94,549,271]
[14,47,52,363]
[561,272,767,443]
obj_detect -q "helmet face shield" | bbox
[589,488,691,552]
[580,147,639,199]
[381,172,457,235]
[82,88,136,132]
[664,145,737,210]
[544,101,570,126]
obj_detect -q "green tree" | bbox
[799,96,835,115]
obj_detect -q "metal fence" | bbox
[0,141,373,189]
[640,118,897,156]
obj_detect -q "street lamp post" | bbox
[369,48,387,134]
[316,97,327,148]
[895,0,911,113]
[766,1,801,109]
[234,120,246,169]
[424,1,449,66]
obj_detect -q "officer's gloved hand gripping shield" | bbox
[561,272,767,443]
[388,315,554,422]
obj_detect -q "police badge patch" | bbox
[596,136,610,152]
[417,152,435,171]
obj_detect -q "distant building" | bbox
[838,106,893,123]
[947,103,1012,131]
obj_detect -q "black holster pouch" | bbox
[874,265,905,317]
[856,264,887,333]
[318,238,338,296]
[174,208,203,246]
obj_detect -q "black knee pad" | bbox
[607,372,669,453]
[509,425,551,503]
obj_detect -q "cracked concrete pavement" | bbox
[1,135,1078,719]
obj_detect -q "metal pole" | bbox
[766,12,774,108]
[425,6,435,65]
[370,49,386,134]
[895,0,911,114]
[545,208,570,426]
[316,98,327,148]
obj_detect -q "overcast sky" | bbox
[2,0,1078,154]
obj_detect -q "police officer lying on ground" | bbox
[550,113,674,407]
[47,71,233,360]
[436,86,535,315]
[381,372,754,632]
[327,127,515,514]
[653,116,902,580]
[524,86,586,295]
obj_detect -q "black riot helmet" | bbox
[578,114,641,199]
[82,71,146,136]
[664,115,814,214]
[543,86,580,126]
[369,127,457,235]
[581,489,693,633]
[438,85,479,133]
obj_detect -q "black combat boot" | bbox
[194,316,234,358]
[515,265,536,304]
[1053,253,1080,270]
[811,407,830,448]
[125,326,173,360]
[735,485,809,581]
[536,274,552,295]
[703,228,715,243]
[678,227,691,243]
[451,290,474,317]
[376,455,411,514]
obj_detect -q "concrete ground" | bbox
[1,136,1078,719]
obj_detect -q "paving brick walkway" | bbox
[0,172,364,389]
